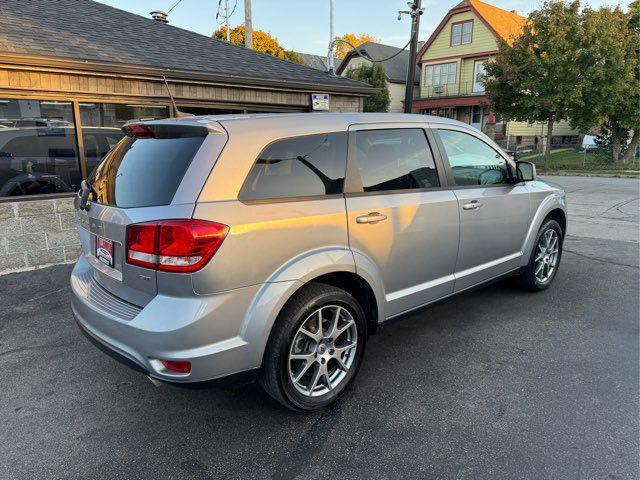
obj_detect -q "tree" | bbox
[344,63,390,112]
[484,1,583,172]
[212,26,303,64]
[567,3,639,165]
[335,33,380,59]
[622,0,640,164]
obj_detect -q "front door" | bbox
[435,127,531,291]
[345,125,459,318]
[470,105,483,131]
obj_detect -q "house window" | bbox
[0,99,81,197]
[425,62,458,86]
[451,20,473,46]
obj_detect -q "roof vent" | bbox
[150,11,168,23]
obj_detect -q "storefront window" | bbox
[0,99,81,197]
[79,103,168,173]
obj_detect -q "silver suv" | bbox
[70,113,566,411]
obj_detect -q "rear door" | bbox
[433,126,531,291]
[345,124,459,318]
[76,122,225,306]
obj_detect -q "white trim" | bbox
[385,252,522,302]
[454,252,521,279]
[386,274,455,302]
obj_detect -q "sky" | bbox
[95,0,634,56]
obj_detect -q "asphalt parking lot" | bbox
[1,176,638,480]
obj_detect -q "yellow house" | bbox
[413,0,580,149]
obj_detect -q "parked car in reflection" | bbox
[0,126,122,197]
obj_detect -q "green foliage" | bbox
[568,3,639,163]
[344,63,390,112]
[485,0,639,166]
[485,1,582,125]
[212,26,303,64]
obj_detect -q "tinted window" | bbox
[79,103,169,173]
[354,129,439,192]
[0,99,81,197]
[437,129,509,186]
[240,132,347,200]
[87,125,206,208]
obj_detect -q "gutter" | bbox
[0,53,378,96]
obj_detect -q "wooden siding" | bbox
[507,120,580,137]
[0,64,364,112]
[420,11,498,62]
[419,10,498,98]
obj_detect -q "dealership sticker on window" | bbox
[96,236,114,268]
[312,93,330,111]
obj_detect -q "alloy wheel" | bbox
[287,305,358,397]
[534,228,559,283]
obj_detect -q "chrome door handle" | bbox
[356,212,388,224]
[462,200,483,210]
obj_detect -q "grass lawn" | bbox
[520,149,640,173]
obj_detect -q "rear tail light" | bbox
[122,123,154,138]
[125,219,229,273]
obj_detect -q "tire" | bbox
[258,282,367,411]
[519,219,564,292]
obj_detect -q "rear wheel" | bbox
[259,283,367,411]
[519,219,563,291]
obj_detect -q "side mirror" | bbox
[516,161,536,182]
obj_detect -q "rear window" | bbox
[354,128,439,192]
[87,125,207,208]
[239,132,347,201]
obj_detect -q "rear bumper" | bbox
[70,255,262,383]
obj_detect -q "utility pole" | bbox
[327,0,335,74]
[244,0,253,49]
[225,0,230,41]
[403,0,423,113]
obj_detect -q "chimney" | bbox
[150,11,168,23]
[417,41,425,51]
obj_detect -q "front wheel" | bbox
[519,219,563,291]
[259,283,367,411]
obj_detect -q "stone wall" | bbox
[0,197,80,273]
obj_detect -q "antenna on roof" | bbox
[162,76,193,118]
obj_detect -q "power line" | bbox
[167,0,183,14]
[332,33,416,65]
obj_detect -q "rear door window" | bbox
[353,128,440,192]
[239,132,347,201]
[87,125,207,208]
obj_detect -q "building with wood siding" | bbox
[0,0,375,273]
[413,0,580,148]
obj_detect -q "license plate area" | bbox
[95,235,114,268]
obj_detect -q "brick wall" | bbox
[0,198,80,273]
